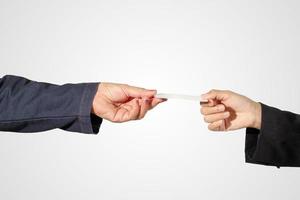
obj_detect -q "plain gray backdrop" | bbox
[1,0,300,199]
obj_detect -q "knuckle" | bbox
[203,117,209,123]
[208,124,212,130]
[209,89,216,93]
[200,107,205,114]
[208,125,215,131]
[139,114,145,119]
[224,90,232,96]
[218,105,225,112]
[121,84,129,88]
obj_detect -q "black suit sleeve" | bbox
[245,104,300,167]
[0,75,102,134]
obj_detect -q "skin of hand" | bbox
[200,90,262,132]
[92,83,165,123]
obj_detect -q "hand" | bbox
[92,83,165,123]
[200,90,262,131]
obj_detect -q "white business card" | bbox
[155,93,208,104]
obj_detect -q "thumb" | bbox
[201,89,230,102]
[123,85,157,98]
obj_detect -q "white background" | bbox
[1,0,300,199]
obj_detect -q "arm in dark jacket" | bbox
[245,104,300,167]
[0,75,102,133]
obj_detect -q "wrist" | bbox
[91,83,102,115]
[251,102,262,130]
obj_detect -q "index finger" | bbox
[122,85,157,98]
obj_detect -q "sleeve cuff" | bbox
[245,103,289,167]
[244,127,280,167]
[78,83,103,134]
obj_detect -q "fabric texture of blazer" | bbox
[0,75,102,134]
[246,104,300,167]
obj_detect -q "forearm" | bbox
[0,75,102,133]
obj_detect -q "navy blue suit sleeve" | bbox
[0,75,102,134]
[245,104,300,167]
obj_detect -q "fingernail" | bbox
[224,112,230,117]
